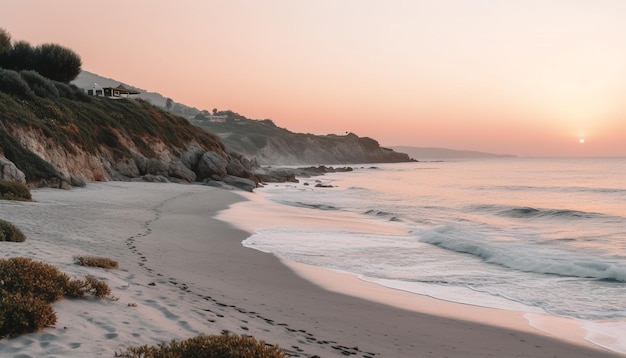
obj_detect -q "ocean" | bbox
[242,158,626,353]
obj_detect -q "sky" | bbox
[2,0,626,157]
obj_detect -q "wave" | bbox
[419,225,626,282]
[469,204,605,220]
[275,200,339,211]
[363,209,402,222]
[499,206,600,219]
[475,185,626,195]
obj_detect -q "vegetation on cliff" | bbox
[0,66,238,186]
[73,72,415,166]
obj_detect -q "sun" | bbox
[579,138,585,144]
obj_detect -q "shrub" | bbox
[84,275,111,298]
[64,275,110,299]
[54,82,91,102]
[0,257,111,338]
[0,68,34,99]
[19,70,59,100]
[0,180,32,201]
[116,333,287,358]
[0,219,26,242]
[74,256,119,269]
[0,257,69,303]
[33,43,82,83]
[64,278,89,298]
[0,28,10,53]
[0,41,36,72]
[0,291,57,338]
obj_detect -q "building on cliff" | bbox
[87,84,140,99]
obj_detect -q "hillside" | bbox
[0,68,261,190]
[72,71,202,118]
[195,117,414,165]
[391,146,516,160]
[73,71,415,165]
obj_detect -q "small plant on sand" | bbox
[0,257,70,303]
[0,257,112,338]
[115,333,287,358]
[0,219,26,242]
[64,275,111,299]
[0,291,57,338]
[74,255,119,269]
[0,180,31,201]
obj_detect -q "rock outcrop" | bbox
[194,117,416,165]
[0,77,294,190]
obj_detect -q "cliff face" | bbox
[0,81,257,189]
[194,118,414,165]
[72,71,414,166]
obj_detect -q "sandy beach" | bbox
[0,182,622,357]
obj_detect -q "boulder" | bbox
[222,175,257,192]
[168,160,196,182]
[115,157,140,178]
[196,151,228,180]
[0,156,26,184]
[142,174,169,183]
[132,152,148,174]
[69,175,86,187]
[226,158,248,178]
[181,144,205,171]
[145,158,168,176]
[252,167,297,183]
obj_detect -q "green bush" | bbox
[19,70,59,100]
[116,333,286,358]
[0,68,34,99]
[54,82,91,102]
[0,219,26,242]
[33,43,82,83]
[0,28,10,53]
[0,180,32,201]
[74,256,119,269]
[0,291,57,338]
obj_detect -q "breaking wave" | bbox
[419,225,626,282]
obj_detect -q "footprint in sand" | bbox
[105,333,118,339]
[69,342,81,349]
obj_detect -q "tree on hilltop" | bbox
[2,41,36,70]
[0,29,82,83]
[0,28,10,53]
[33,43,82,83]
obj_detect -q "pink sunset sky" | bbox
[2,0,626,157]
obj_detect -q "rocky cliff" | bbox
[0,69,259,190]
[194,117,414,165]
[72,71,415,166]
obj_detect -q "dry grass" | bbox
[115,333,286,358]
[0,180,31,201]
[0,257,111,338]
[74,256,118,269]
[0,219,26,242]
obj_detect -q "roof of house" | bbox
[104,84,140,95]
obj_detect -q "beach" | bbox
[0,182,621,357]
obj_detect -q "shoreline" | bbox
[0,182,622,357]
[218,188,624,356]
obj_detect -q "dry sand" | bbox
[0,182,622,357]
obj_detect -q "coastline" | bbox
[0,182,621,357]
[218,188,624,357]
